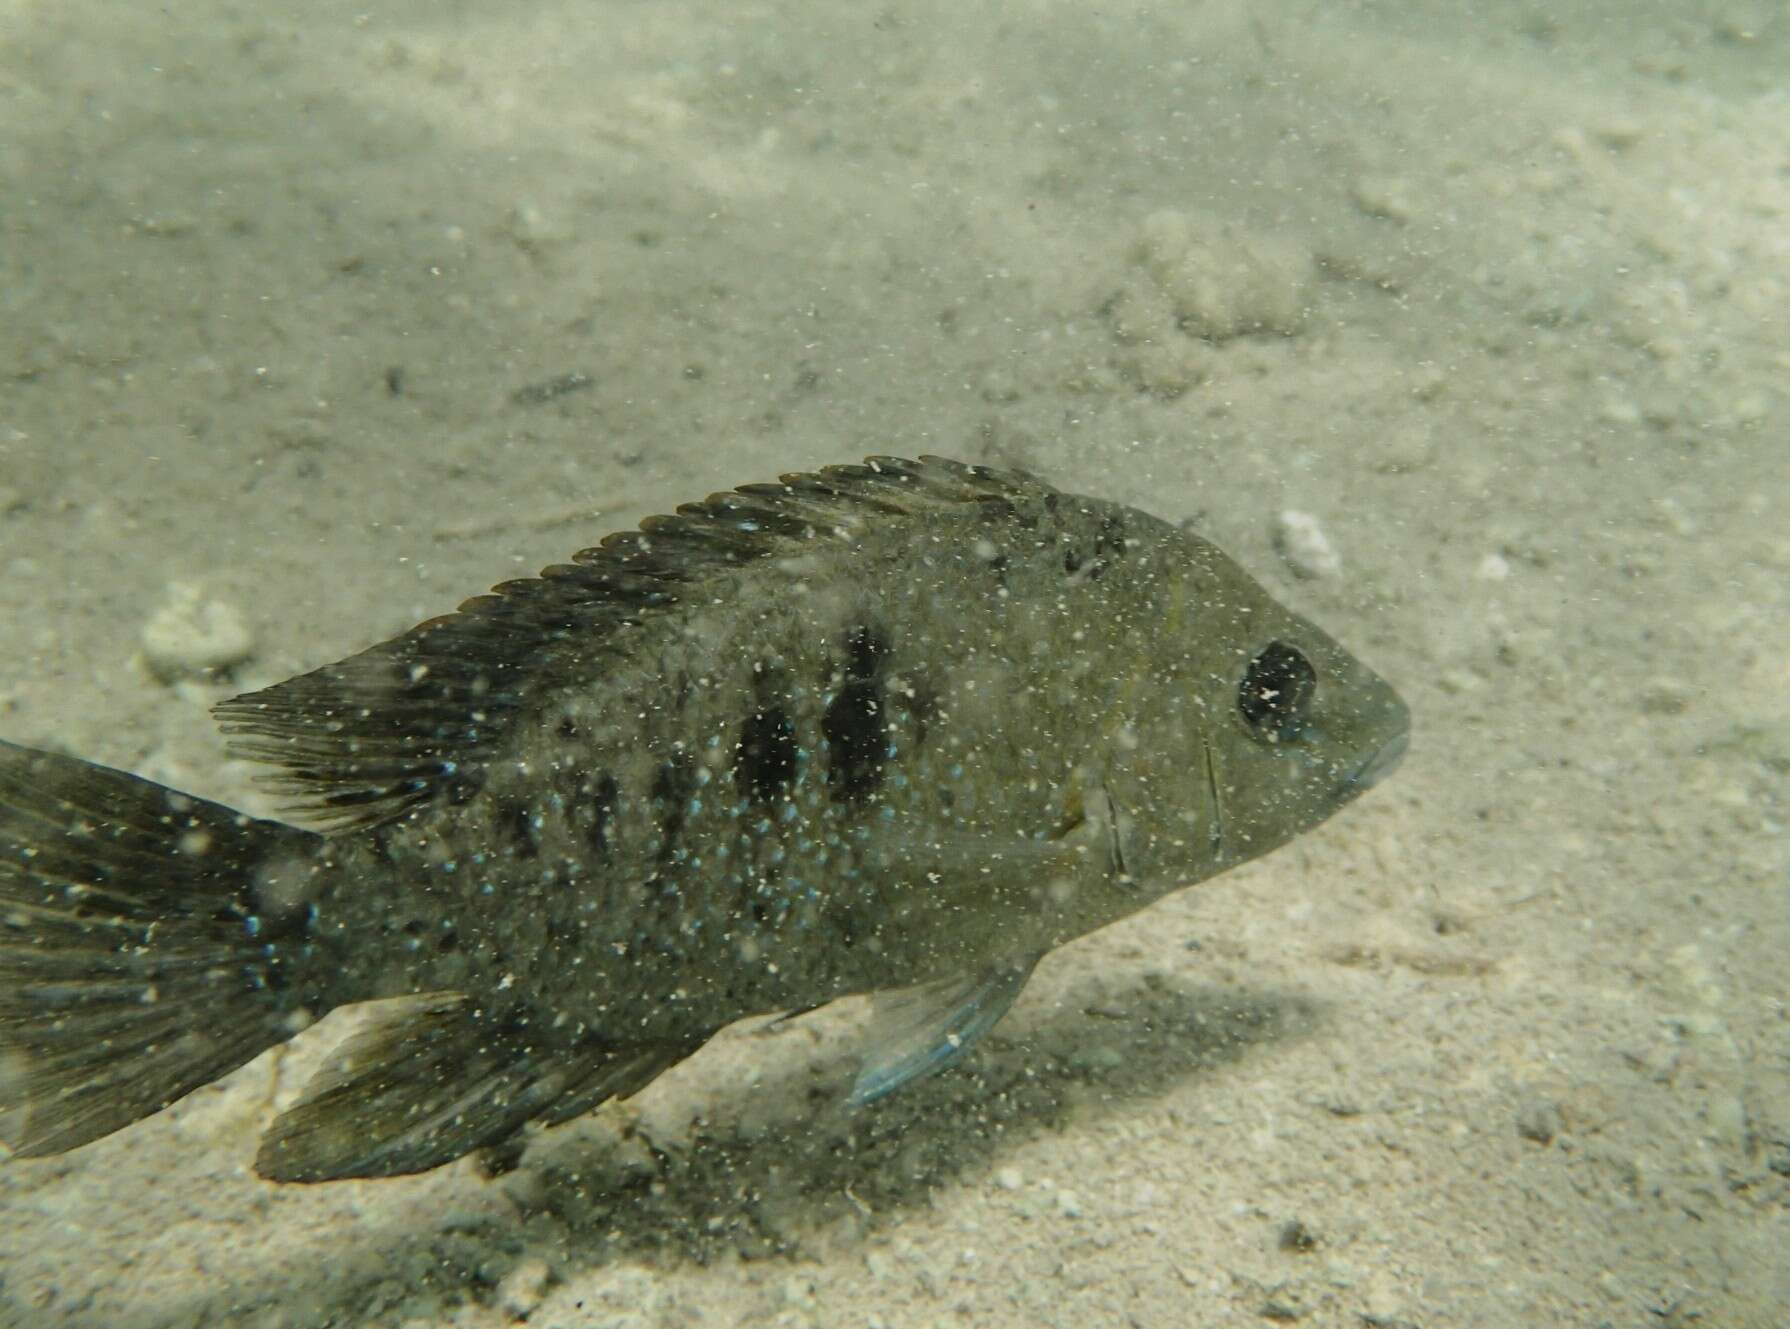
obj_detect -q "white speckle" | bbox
[1055,1187,1084,1218]
[995,1166,1024,1191]
[1273,511,1341,579]
[498,973,515,990]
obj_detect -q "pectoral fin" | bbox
[849,955,1042,1107]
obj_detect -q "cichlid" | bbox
[0,455,1406,1182]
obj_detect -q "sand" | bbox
[1,2,1786,1326]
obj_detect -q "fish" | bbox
[0,455,1407,1182]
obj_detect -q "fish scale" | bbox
[0,455,1407,1181]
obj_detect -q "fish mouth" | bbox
[1346,727,1409,792]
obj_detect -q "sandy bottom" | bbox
[1,2,1786,1326]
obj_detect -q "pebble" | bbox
[1273,510,1342,579]
[496,1257,551,1320]
[994,1166,1024,1192]
[1351,175,1415,223]
[1476,552,1511,581]
[1130,209,1307,340]
[1638,678,1694,715]
[1054,1188,1084,1218]
[1515,1100,1563,1145]
[140,582,256,681]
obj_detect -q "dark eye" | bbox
[1238,641,1316,742]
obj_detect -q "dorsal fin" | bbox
[214,456,1048,831]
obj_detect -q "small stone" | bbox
[1476,552,1511,581]
[1054,1188,1083,1218]
[505,199,571,251]
[1278,1218,1319,1252]
[1351,175,1415,223]
[140,583,256,682]
[778,1275,816,1310]
[1130,209,1307,341]
[995,1166,1024,1192]
[1515,1100,1563,1145]
[496,1257,551,1320]
[1436,668,1483,695]
[1638,679,1694,715]
[1068,1043,1125,1073]
[1273,511,1342,579]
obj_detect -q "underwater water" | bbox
[0,2,1785,1326]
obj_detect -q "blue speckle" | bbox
[780,802,799,823]
[244,916,261,938]
[687,797,703,817]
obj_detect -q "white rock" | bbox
[1273,510,1342,579]
[1131,210,1307,340]
[140,583,256,681]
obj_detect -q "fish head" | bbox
[1092,528,1409,902]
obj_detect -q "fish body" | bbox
[0,456,1407,1181]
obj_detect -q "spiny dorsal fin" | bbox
[214,455,1050,831]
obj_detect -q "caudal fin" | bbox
[0,739,323,1159]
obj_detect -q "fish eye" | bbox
[1238,641,1316,743]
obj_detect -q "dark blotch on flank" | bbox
[825,623,892,801]
[651,753,698,865]
[503,800,540,858]
[586,772,619,860]
[735,705,798,801]
[844,624,889,679]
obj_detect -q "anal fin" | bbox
[257,994,548,1181]
[849,955,1042,1107]
[255,994,710,1182]
[537,1033,711,1128]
